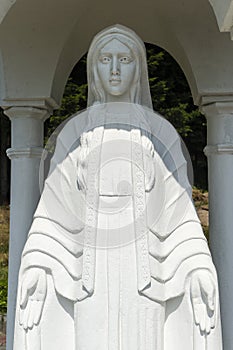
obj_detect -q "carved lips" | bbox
[109,77,121,85]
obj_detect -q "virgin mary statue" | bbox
[13,25,222,350]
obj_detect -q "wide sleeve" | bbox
[18,111,91,302]
[143,112,217,302]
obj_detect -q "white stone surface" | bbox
[202,102,233,350]
[4,107,50,350]
[0,1,232,349]
[209,0,233,32]
[13,25,222,350]
[1,0,233,107]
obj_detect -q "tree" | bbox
[0,110,10,205]
[145,44,207,188]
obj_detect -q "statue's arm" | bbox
[19,267,47,330]
[190,269,216,334]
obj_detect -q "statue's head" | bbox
[87,25,152,108]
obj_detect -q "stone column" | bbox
[4,106,50,350]
[202,102,233,350]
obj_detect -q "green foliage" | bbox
[145,44,207,189]
[0,268,7,314]
[45,56,88,140]
[45,79,87,143]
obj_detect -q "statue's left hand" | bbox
[190,270,216,335]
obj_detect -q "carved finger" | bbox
[26,299,36,330]
[20,281,30,309]
[210,301,217,329]
[193,302,199,325]
[207,294,215,312]
[33,300,44,326]
[192,301,201,325]
[19,306,24,326]
[203,278,215,312]
[205,314,211,335]
[22,300,31,330]
[199,304,206,333]
[27,301,37,329]
[204,279,216,331]
[191,276,202,327]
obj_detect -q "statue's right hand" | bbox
[19,268,47,330]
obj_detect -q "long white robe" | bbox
[13,106,222,350]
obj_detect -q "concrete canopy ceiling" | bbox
[0,0,233,109]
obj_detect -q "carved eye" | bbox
[100,56,111,63]
[119,56,132,63]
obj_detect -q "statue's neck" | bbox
[105,92,131,104]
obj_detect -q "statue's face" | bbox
[97,38,136,99]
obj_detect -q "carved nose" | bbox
[111,57,120,75]
[112,69,120,75]
[111,69,120,76]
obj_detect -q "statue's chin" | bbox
[107,90,125,97]
[105,84,129,97]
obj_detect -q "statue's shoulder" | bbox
[64,109,89,129]
[56,109,89,141]
[144,108,179,141]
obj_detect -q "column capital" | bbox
[4,106,50,122]
[4,105,51,156]
[201,101,233,153]
[204,143,233,156]
[6,147,44,160]
[201,101,233,118]
[1,97,58,114]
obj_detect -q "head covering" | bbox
[87,24,153,109]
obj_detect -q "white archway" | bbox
[0,1,233,349]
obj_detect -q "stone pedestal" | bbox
[4,107,50,350]
[203,102,233,350]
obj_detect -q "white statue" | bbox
[13,25,222,350]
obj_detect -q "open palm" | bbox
[19,268,47,330]
[190,270,216,335]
